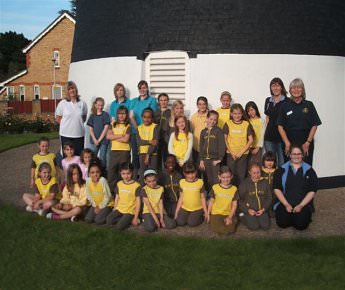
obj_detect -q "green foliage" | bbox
[0,31,30,82]
[0,115,58,134]
[0,205,344,290]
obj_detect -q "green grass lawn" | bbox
[0,205,344,290]
[0,132,58,152]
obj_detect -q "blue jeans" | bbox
[264,141,284,166]
[89,142,109,169]
[131,133,140,170]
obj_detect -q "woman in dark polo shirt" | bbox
[273,145,318,230]
[264,77,288,166]
[277,78,321,165]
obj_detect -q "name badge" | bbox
[286,110,293,116]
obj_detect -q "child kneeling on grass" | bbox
[85,162,112,225]
[23,162,59,216]
[207,166,238,235]
[238,162,272,230]
[175,161,208,227]
[46,164,87,221]
[142,169,176,232]
[106,163,141,230]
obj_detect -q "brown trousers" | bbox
[107,150,130,192]
[209,214,237,235]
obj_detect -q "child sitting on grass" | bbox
[207,166,238,235]
[30,137,59,188]
[23,162,59,216]
[47,164,87,221]
[85,162,112,225]
[141,169,176,232]
[159,154,182,218]
[175,161,208,227]
[106,163,141,230]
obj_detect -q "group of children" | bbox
[23,89,283,234]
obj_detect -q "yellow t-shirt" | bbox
[210,184,238,216]
[34,177,58,199]
[216,107,230,129]
[225,120,251,154]
[180,179,205,211]
[60,183,87,207]
[87,181,106,207]
[115,180,141,215]
[32,152,56,178]
[191,112,208,151]
[249,118,263,148]
[142,185,164,214]
[111,123,130,151]
[173,132,189,162]
[138,123,157,154]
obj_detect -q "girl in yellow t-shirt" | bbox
[141,169,176,232]
[190,96,208,163]
[207,166,238,235]
[106,105,131,190]
[85,163,112,225]
[216,91,232,130]
[168,115,193,168]
[47,164,87,221]
[245,101,266,165]
[106,163,141,230]
[223,103,254,185]
[23,162,59,216]
[175,161,208,227]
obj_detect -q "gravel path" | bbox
[1,139,344,239]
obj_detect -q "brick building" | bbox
[0,12,75,104]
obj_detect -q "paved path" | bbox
[0,140,344,239]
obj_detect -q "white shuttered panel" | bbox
[146,51,189,102]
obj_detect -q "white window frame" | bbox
[7,86,15,98]
[53,50,60,68]
[34,85,40,100]
[52,85,62,100]
[19,85,25,101]
[145,50,190,108]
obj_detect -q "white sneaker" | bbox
[37,209,46,216]
[70,216,77,222]
[46,213,53,219]
[26,205,33,212]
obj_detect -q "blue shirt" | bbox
[109,97,131,120]
[130,95,158,133]
[87,111,111,145]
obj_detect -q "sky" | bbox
[0,0,71,40]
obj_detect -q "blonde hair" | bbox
[91,97,105,115]
[289,78,306,100]
[221,91,232,99]
[66,81,80,101]
[113,83,126,99]
[169,100,184,127]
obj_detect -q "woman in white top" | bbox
[55,81,88,156]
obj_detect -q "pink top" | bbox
[61,156,81,182]
[79,163,89,181]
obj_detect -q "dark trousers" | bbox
[60,135,84,156]
[226,153,248,186]
[248,148,263,166]
[240,212,270,230]
[204,159,220,193]
[130,134,140,174]
[157,139,168,171]
[107,150,130,192]
[84,206,112,225]
[176,208,204,227]
[209,214,237,235]
[142,213,176,232]
[164,200,177,218]
[275,203,312,231]
[106,210,134,230]
[139,154,158,185]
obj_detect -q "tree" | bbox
[59,0,77,17]
[0,32,30,82]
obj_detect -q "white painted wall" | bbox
[69,54,345,178]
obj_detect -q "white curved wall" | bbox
[69,54,345,178]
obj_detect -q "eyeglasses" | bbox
[290,153,303,156]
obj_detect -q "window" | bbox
[52,85,62,99]
[145,51,190,102]
[19,85,25,101]
[53,50,60,68]
[34,85,40,100]
[7,86,15,99]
